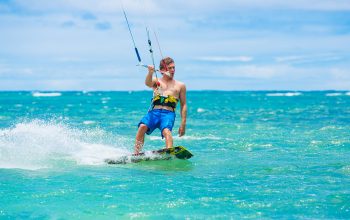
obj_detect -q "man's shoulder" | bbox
[175,79,186,87]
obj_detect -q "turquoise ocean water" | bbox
[1,91,350,219]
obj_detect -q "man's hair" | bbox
[159,57,174,70]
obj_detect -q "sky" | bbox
[0,0,350,91]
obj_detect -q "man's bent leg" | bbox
[134,124,148,154]
[162,128,173,149]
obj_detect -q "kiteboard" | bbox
[105,146,193,164]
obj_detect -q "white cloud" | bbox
[0,60,33,79]
[183,63,350,90]
[225,0,350,11]
[275,54,343,64]
[196,56,253,62]
[53,57,87,63]
[130,0,350,13]
[0,66,34,77]
[330,68,350,80]
[10,0,350,16]
[219,65,287,79]
[12,0,159,14]
[186,63,337,81]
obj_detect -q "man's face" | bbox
[166,63,175,77]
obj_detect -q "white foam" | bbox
[0,120,130,170]
[72,143,128,165]
[83,120,96,125]
[32,92,62,97]
[346,92,350,96]
[326,93,343,96]
[197,108,206,113]
[266,92,302,97]
[320,126,338,131]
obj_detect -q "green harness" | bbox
[152,94,178,110]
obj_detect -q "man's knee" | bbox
[162,128,172,137]
[138,124,148,133]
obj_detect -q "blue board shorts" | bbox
[138,109,176,138]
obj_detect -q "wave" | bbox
[266,92,302,97]
[0,120,130,170]
[326,93,343,96]
[32,92,62,97]
[197,108,206,113]
[83,120,96,125]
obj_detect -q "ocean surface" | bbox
[1,91,350,219]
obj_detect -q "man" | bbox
[134,57,187,155]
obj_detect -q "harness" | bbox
[152,94,178,110]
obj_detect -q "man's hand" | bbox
[178,124,186,137]
[148,65,155,74]
[145,65,156,87]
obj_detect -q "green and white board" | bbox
[105,146,193,164]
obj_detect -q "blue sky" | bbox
[0,0,350,91]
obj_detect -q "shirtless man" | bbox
[134,57,187,155]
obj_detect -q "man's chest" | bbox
[161,82,180,96]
